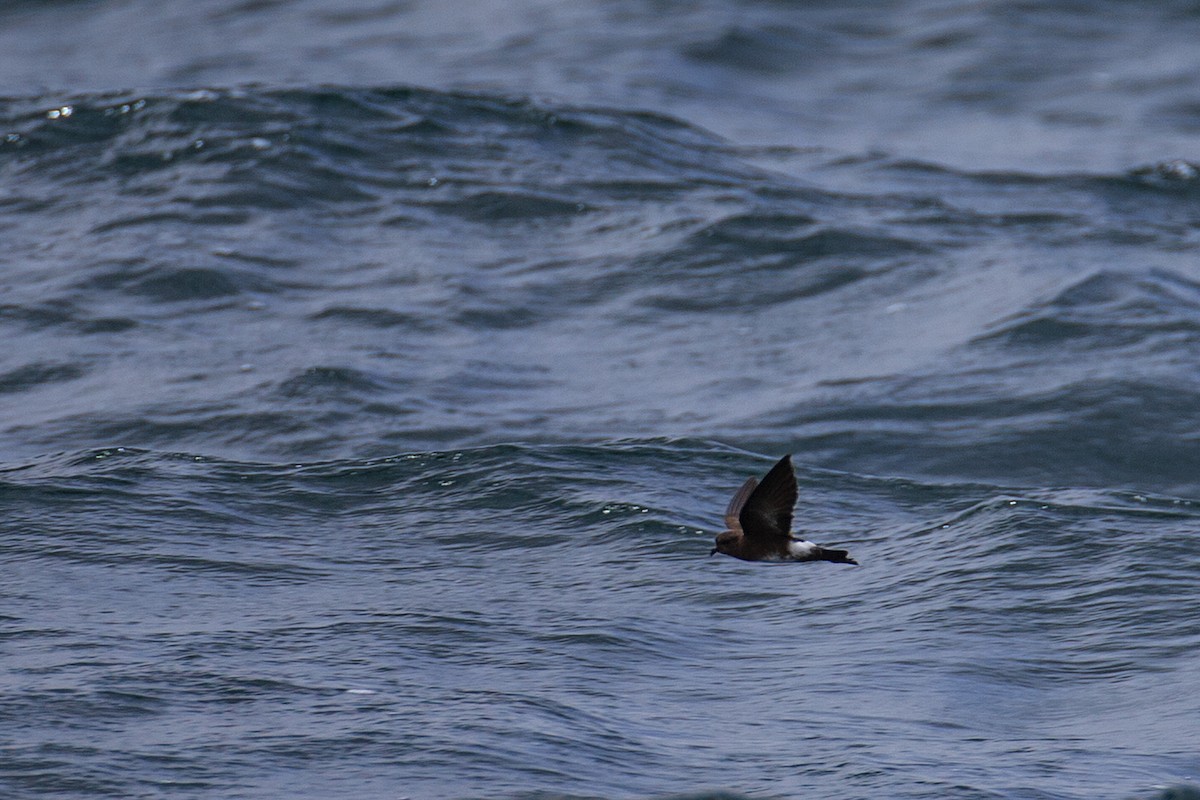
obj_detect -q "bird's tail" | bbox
[816,547,858,565]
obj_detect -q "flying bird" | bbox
[711,454,858,564]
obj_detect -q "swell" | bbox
[5,85,1199,478]
[5,439,1199,799]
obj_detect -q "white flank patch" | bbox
[788,540,819,559]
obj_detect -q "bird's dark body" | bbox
[711,455,858,565]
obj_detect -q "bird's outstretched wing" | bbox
[723,476,757,530]
[738,455,797,543]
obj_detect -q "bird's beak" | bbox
[709,547,718,557]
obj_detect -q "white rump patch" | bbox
[788,540,819,559]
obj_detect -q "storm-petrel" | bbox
[710,454,858,564]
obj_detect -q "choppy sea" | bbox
[3,2,1200,799]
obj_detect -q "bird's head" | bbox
[710,530,738,557]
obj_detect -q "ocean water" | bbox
[3,2,1200,799]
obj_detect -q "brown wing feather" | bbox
[738,454,797,543]
[723,476,758,530]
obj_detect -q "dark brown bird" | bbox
[710,454,858,564]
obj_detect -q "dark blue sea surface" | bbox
[3,2,1200,799]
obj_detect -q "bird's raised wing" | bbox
[738,455,797,542]
[723,476,757,530]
